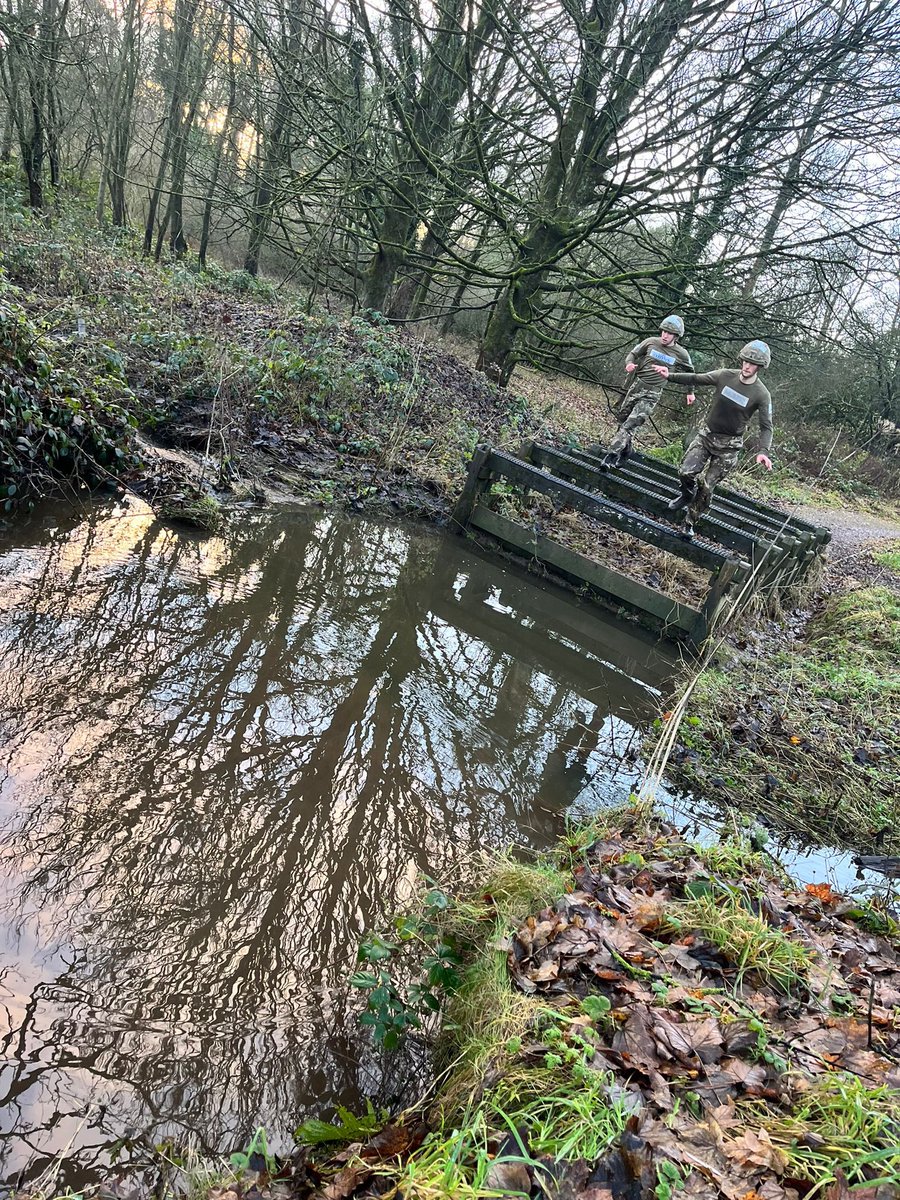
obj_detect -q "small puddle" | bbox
[0,501,887,1190]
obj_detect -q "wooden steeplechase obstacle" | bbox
[450,442,830,646]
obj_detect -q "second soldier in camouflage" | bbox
[600,315,696,469]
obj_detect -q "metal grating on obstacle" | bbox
[450,442,830,646]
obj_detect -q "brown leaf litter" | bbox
[208,815,900,1200]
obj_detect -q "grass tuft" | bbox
[873,541,900,573]
[158,492,223,533]
[666,891,812,993]
[754,1075,900,1189]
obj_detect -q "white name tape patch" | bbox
[649,349,677,365]
[721,385,750,407]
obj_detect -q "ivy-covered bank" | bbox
[0,279,139,510]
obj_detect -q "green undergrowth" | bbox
[0,275,140,511]
[873,540,900,572]
[670,586,900,852]
[7,197,898,528]
[0,202,546,511]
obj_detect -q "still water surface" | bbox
[0,501,676,1189]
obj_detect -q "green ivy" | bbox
[350,887,463,1049]
[0,277,139,511]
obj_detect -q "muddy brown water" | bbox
[0,501,885,1192]
[0,500,676,1190]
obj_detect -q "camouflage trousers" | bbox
[609,386,663,454]
[679,429,744,520]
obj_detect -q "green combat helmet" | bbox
[660,314,685,337]
[739,339,771,368]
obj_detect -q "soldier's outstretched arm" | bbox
[755,393,774,470]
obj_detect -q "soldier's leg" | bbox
[614,390,638,423]
[667,435,709,512]
[608,391,659,456]
[693,446,740,513]
[683,441,741,535]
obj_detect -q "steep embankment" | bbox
[0,215,616,525]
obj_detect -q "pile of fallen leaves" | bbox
[273,813,900,1200]
[498,816,900,1198]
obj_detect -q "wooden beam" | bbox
[698,557,745,642]
[529,443,786,559]
[450,443,491,531]
[470,505,702,636]
[571,447,819,539]
[483,449,737,572]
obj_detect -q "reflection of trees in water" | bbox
[0,509,650,1188]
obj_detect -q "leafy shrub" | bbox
[0,278,139,511]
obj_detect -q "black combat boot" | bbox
[666,477,696,512]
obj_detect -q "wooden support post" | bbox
[450,444,492,532]
[695,557,745,643]
[779,531,814,592]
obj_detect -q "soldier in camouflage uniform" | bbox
[599,315,696,469]
[656,340,774,538]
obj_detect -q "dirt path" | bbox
[789,502,900,587]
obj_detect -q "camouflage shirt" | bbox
[668,368,774,452]
[626,336,694,389]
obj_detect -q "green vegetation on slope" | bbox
[670,586,900,852]
[4,201,899,525]
[0,275,139,510]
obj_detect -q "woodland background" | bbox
[1,0,899,460]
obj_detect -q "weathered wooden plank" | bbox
[529,443,786,559]
[450,443,492,531]
[483,449,737,573]
[570,447,819,538]
[626,449,822,532]
[470,505,701,635]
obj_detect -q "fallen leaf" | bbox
[724,1128,788,1174]
[484,1158,532,1195]
[805,882,838,905]
[319,1163,371,1199]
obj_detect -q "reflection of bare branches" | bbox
[0,505,670,1189]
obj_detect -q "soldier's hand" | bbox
[686,393,695,405]
[625,362,636,374]
[756,453,773,471]
[652,365,669,378]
